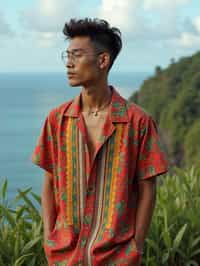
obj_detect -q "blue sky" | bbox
[0,0,200,73]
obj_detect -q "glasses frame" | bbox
[61,49,103,65]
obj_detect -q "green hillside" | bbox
[129,51,200,167]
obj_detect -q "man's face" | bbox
[65,36,102,87]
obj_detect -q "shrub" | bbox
[0,167,200,265]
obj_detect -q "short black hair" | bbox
[63,18,122,70]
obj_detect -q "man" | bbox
[31,18,168,266]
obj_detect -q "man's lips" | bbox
[67,73,76,79]
[67,72,76,75]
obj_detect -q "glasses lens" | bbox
[61,51,67,65]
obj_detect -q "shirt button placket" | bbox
[81,164,98,265]
[84,184,95,226]
[82,193,96,265]
[87,185,95,197]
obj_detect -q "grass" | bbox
[0,182,47,266]
[144,167,200,266]
[0,167,200,265]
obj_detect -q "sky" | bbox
[0,0,200,73]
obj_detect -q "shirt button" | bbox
[87,186,95,196]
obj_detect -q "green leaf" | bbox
[191,236,200,249]
[1,179,8,201]
[145,238,159,253]
[30,191,41,205]
[191,248,200,258]
[15,205,26,221]
[0,204,15,227]
[186,261,199,266]
[21,236,42,254]
[162,252,169,264]
[14,253,34,266]
[17,189,39,216]
[173,223,187,249]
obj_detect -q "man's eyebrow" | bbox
[66,48,84,53]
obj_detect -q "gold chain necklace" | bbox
[88,97,111,116]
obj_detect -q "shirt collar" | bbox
[63,86,128,123]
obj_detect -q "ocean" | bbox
[0,71,150,201]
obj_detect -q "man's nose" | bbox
[66,57,74,68]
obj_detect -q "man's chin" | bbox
[68,81,81,87]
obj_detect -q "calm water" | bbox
[0,71,150,201]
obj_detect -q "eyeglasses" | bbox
[61,49,102,65]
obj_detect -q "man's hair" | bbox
[63,18,122,70]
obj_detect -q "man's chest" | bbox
[81,111,108,159]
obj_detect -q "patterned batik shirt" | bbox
[31,86,168,266]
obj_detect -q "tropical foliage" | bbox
[129,51,200,167]
[0,180,47,266]
[0,167,200,265]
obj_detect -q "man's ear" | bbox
[98,52,110,70]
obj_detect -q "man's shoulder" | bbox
[47,99,74,124]
[126,100,152,122]
[113,87,152,121]
[52,99,74,114]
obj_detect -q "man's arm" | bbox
[135,177,157,253]
[41,171,57,240]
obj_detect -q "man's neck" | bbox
[81,82,112,111]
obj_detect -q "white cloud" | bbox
[19,0,195,45]
[0,11,14,37]
[179,32,200,47]
[173,16,200,49]
[143,0,190,10]
[96,0,200,71]
[17,0,200,61]
[98,0,141,32]
[19,0,80,48]
[97,0,193,42]
[193,16,200,33]
[34,32,60,48]
[182,17,197,34]
[20,0,78,33]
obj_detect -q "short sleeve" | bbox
[31,111,57,175]
[136,116,169,181]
